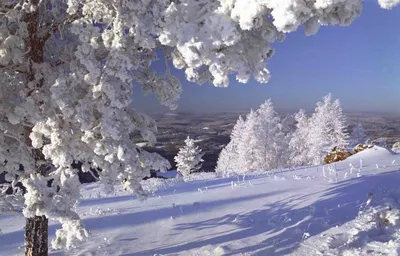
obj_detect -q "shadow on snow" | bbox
[129,170,400,256]
[1,170,400,256]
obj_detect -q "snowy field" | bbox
[2,147,400,256]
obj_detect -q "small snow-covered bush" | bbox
[174,137,204,177]
[141,178,181,194]
[183,172,218,182]
[375,209,400,228]
[392,142,400,153]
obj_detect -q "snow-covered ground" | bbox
[156,170,178,179]
[2,147,400,256]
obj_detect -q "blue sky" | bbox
[133,2,400,114]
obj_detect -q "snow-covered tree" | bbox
[252,99,286,171]
[289,109,312,166]
[307,94,349,165]
[280,114,296,167]
[349,123,367,148]
[236,109,259,173]
[215,143,236,177]
[216,115,245,176]
[217,100,287,175]
[174,137,204,177]
[0,0,398,254]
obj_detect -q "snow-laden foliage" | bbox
[0,180,24,213]
[217,100,286,175]
[0,0,398,250]
[236,109,260,173]
[220,95,350,173]
[392,142,400,153]
[216,116,246,175]
[289,109,312,167]
[250,100,287,171]
[349,123,367,148]
[279,114,296,167]
[379,0,400,9]
[174,137,204,177]
[307,94,349,165]
[216,114,247,176]
[216,143,239,176]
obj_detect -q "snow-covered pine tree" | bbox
[174,137,204,177]
[307,94,349,165]
[289,109,312,167]
[219,100,287,175]
[330,97,350,149]
[279,114,296,168]
[236,109,259,174]
[215,143,236,177]
[349,123,367,148]
[253,99,286,171]
[216,116,246,176]
[0,0,398,254]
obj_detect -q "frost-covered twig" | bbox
[0,196,22,213]
[349,163,354,174]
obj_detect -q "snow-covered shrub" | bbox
[375,209,400,228]
[183,172,218,182]
[141,177,182,194]
[392,142,400,153]
[174,137,204,177]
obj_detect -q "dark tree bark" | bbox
[22,1,49,255]
[23,147,49,256]
[25,216,48,256]
[15,0,83,254]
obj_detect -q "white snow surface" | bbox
[2,147,400,255]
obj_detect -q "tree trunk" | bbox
[22,1,49,255]
[25,216,48,256]
[23,145,50,256]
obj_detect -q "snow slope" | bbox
[2,147,400,256]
